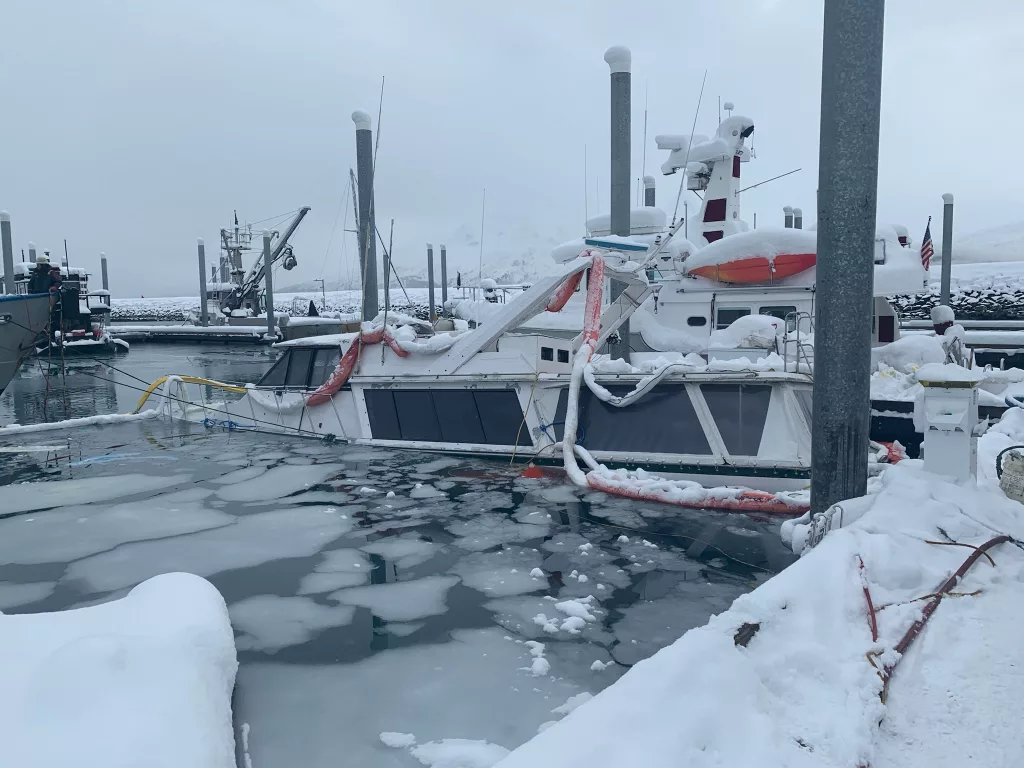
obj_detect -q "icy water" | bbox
[0,343,795,766]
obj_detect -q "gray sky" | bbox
[1,0,1020,296]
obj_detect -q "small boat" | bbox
[0,292,52,394]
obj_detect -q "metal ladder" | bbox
[783,311,815,374]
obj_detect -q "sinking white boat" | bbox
[144,244,820,513]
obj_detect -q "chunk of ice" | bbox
[451,549,544,597]
[4,473,192,516]
[361,537,439,569]
[551,691,593,715]
[411,738,510,768]
[216,464,343,502]
[230,595,356,653]
[379,731,416,748]
[332,576,459,622]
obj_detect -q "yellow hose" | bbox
[133,375,248,414]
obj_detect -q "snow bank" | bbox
[0,573,237,768]
[631,308,704,353]
[497,462,1024,768]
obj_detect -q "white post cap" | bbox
[783,205,794,214]
[942,192,954,204]
[100,251,106,258]
[604,46,631,74]
[262,229,273,239]
[197,237,205,246]
[28,241,36,249]
[793,207,803,216]
[643,175,656,187]
[723,101,735,111]
[352,110,372,131]
[0,211,10,222]
[426,242,433,249]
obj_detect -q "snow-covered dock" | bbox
[0,572,237,768]
[108,324,278,344]
[495,423,1024,768]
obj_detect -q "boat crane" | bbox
[218,207,311,315]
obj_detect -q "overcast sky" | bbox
[1,0,1020,296]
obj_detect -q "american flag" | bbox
[920,216,934,270]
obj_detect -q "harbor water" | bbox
[0,344,795,766]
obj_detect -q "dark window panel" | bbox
[557,349,570,363]
[700,383,772,455]
[474,389,532,446]
[715,307,751,328]
[285,349,315,388]
[541,347,554,361]
[433,389,487,444]
[364,389,401,440]
[687,316,708,327]
[309,348,342,388]
[258,353,289,387]
[394,390,443,441]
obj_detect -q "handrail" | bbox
[133,375,248,413]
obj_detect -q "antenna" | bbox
[478,188,486,282]
[718,95,721,125]
[738,167,802,193]
[640,79,649,205]
[584,144,589,227]
[724,101,734,118]
[671,69,708,226]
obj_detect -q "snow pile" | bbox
[870,334,945,373]
[498,462,1024,768]
[0,573,237,768]
[708,313,782,349]
[631,308,704,353]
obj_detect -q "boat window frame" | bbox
[715,306,752,329]
[258,351,290,388]
[284,348,316,389]
[758,305,800,331]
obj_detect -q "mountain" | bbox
[951,221,1024,264]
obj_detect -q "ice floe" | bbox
[230,595,355,653]
[215,464,343,502]
[332,575,460,622]
[4,473,192,516]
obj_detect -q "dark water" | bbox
[0,343,795,766]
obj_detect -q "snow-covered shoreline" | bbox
[496,422,1024,767]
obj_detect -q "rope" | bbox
[509,371,540,465]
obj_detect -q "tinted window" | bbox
[364,389,401,440]
[553,384,712,455]
[794,387,813,428]
[541,346,554,361]
[878,315,895,343]
[687,316,708,327]
[557,349,570,363]
[309,348,342,388]
[759,305,797,322]
[259,353,289,387]
[474,389,532,446]
[700,384,772,455]
[433,390,486,444]
[716,307,750,328]
[285,349,314,387]
[393,390,443,441]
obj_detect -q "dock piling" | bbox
[784,206,794,228]
[810,0,885,515]
[440,244,448,306]
[0,212,14,295]
[100,253,109,291]
[605,45,632,363]
[643,175,656,207]
[427,243,436,324]
[28,242,36,263]
[197,238,209,327]
[352,111,379,322]
[940,193,954,306]
[793,208,803,230]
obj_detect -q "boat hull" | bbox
[0,293,52,394]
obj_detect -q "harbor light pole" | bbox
[353,110,379,322]
[811,0,885,516]
[197,238,209,327]
[263,231,275,339]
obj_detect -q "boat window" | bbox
[553,384,712,455]
[541,346,554,361]
[364,390,402,440]
[793,387,813,428]
[715,307,751,328]
[285,349,315,388]
[363,388,531,446]
[474,389,533,446]
[878,315,895,343]
[433,390,486,444]
[700,384,773,455]
[309,348,342,388]
[557,349,570,363]
[393,390,443,441]
[687,316,708,327]
[258,352,289,387]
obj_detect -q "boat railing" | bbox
[783,310,815,374]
